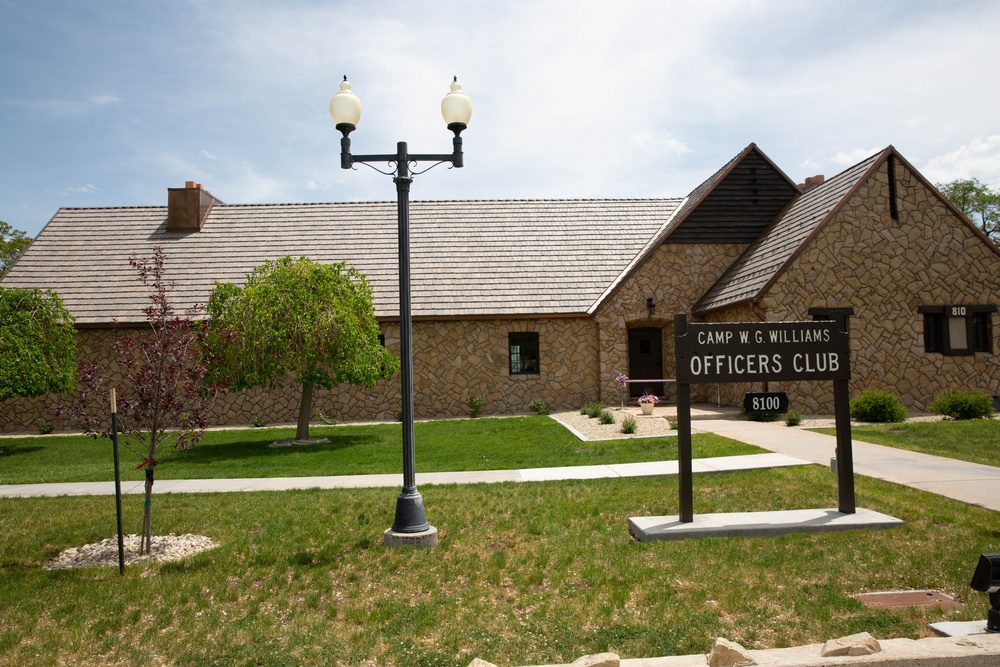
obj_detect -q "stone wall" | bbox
[1,317,600,433]
[592,243,747,403]
[705,158,1000,413]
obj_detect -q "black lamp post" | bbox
[330,77,471,545]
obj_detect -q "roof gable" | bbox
[666,144,800,243]
[694,149,886,313]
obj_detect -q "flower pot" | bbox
[640,402,654,415]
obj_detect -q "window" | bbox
[919,305,995,355]
[509,332,540,375]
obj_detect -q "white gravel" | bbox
[44,533,217,570]
[551,409,676,441]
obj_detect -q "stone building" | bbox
[2,144,997,432]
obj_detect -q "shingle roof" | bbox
[694,149,885,313]
[1,198,682,325]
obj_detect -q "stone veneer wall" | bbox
[592,243,747,404]
[705,159,1000,413]
[1,317,600,433]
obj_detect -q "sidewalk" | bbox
[1,413,997,511]
[694,418,1000,512]
[0,452,808,498]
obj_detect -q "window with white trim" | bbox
[918,305,995,355]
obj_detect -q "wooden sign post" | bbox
[674,313,854,522]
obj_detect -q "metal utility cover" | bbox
[856,590,963,611]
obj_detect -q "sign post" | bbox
[673,313,853,522]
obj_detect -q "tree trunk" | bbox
[296,382,314,441]
[140,468,154,555]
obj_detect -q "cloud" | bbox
[61,184,100,196]
[33,94,121,116]
[830,147,883,166]
[631,129,692,157]
[202,150,217,161]
[920,135,1000,187]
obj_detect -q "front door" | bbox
[627,327,663,399]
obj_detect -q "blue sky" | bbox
[2,0,999,239]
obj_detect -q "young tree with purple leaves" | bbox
[66,246,220,554]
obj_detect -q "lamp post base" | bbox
[383,526,438,548]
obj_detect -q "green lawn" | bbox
[1,467,997,667]
[0,416,760,485]
[815,419,1000,468]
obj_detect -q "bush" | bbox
[740,406,780,422]
[668,419,678,430]
[850,388,907,423]
[581,402,604,419]
[251,416,266,428]
[784,409,802,427]
[598,410,615,425]
[37,421,53,435]
[528,399,549,416]
[394,407,403,422]
[621,415,637,434]
[929,388,994,420]
[318,411,339,426]
[468,396,484,418]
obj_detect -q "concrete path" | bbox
[1,414,997,512]
[0,452,808,498]
[695,418,1000,512]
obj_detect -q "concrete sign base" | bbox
[628,507,902,542]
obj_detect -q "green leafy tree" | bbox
[1,221,32,277]
[205,257,399,441]
[937,177,1000,244]
[0,287,77,401]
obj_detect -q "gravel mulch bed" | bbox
[551,409,676,441]
[45,533,217,570]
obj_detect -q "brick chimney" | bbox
[167,181,223,231]
[799,175,825,193]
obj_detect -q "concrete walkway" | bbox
[0,452,808,498]
[695,418,1000,512]
[1,414,997,512]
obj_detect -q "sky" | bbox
[2,0,999,239]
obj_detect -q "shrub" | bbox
[581,402,604,419]
[740,406,780,422]
[929,388,994,420]
[784,409,802,427]
[850,388,907,423]
[37,421,53,435]
[598,410,615,425]
[251,416,266,428]
[621,415,637,434]
[394,407,403,422]
[318,411,339,426]
[468,396,484,418]
[668,419,678,430]
[528,399,549,416]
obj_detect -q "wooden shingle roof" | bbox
[694,150,884,313]
[1,198,682,325]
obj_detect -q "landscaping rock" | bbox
[570,652,619,667]
[820,631,881,657]
[707,637,755,666]
[44,533,217,570]
[466,659,498,667]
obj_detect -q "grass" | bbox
[814,419,1000,468]
[0,416,760,485]
[1,467,998,667]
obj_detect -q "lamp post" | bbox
[330,76,471,547]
